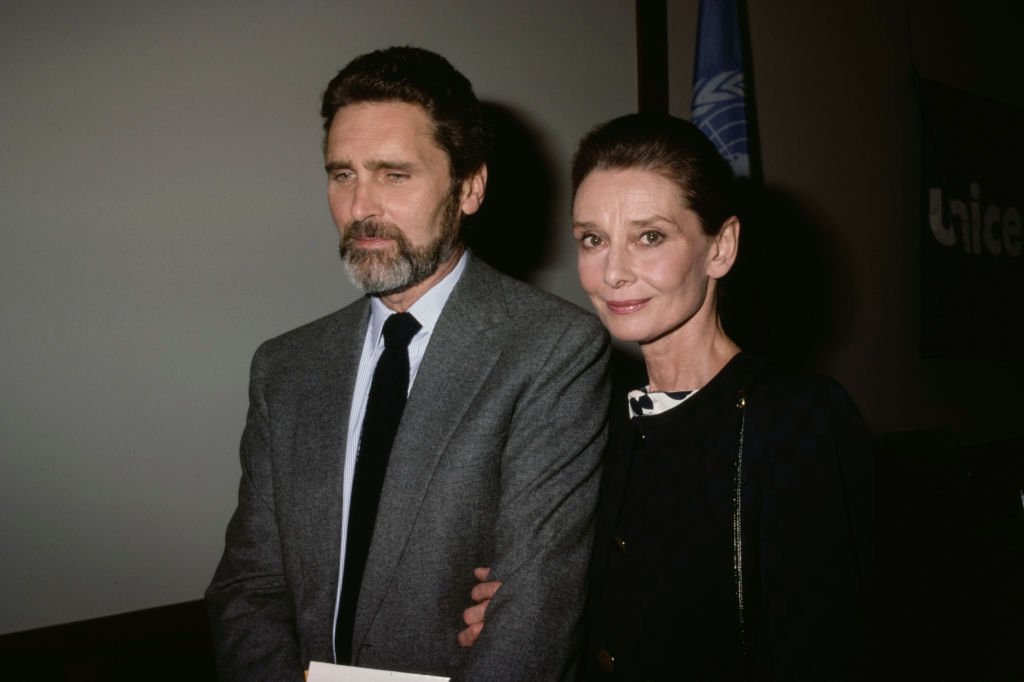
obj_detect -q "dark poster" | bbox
[920,78,1023,358]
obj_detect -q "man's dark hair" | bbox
[571,113,736,236]
[321,46,490,185]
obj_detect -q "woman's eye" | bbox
[580,233,603,248]
[640,231,664,245]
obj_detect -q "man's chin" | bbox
[343,259,414,296]
[341,241,455,297]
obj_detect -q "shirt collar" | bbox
[367,250,468,344]
[627,386,698,418]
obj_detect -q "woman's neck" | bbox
[640,315,740,393]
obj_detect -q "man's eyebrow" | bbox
[324,160,350,174]
[324,159,417,174]
[364,159,416,172]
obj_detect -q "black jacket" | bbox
[582,354,874,680]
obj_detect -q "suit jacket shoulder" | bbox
[252,298,369,374]
[454,254,601,327]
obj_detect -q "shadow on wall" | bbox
[721,181,857,371]
[464,102,559,284]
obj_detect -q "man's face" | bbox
[325,101,478,297]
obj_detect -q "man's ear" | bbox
[708,215,740,279]
[459,164,488,216]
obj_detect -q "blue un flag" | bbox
[691,0,751,177]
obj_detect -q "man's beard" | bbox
[339,193,461,296]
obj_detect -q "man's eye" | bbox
[580,233,602,248]
[387,172,410,181]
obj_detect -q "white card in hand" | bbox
[307,661,449,681]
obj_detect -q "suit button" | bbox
[613,536,626,554]
[597,648,615,672]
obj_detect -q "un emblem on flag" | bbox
[691,69,750,177]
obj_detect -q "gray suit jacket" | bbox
[206,255,610,681]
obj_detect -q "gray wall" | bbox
[0,1,636,634]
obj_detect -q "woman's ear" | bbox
[459,164,488,216]
[708,215,740,279]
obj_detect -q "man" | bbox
[206,46,610,681]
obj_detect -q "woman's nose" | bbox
[603,243,634,289]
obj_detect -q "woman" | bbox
[462,113,873,679]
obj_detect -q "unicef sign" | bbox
[928,183,1022,258]
[920,79,1024,357]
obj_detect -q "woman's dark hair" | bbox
[571,113,736,235]
[320,46,491,185]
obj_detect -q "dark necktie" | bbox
[336,311,421,663]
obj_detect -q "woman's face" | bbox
[573,167,732,346]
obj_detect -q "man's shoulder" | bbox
[252,297,368,364]
[466,256,602,331]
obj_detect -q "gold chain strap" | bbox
[734,390,747,657]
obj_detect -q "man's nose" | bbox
[349,180,382,222]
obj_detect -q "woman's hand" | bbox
[457,566,503,647]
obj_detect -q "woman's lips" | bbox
[604,298,650,315]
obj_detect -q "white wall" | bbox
[0,0,636,634]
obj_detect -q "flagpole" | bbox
[636,0,669,114]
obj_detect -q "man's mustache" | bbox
[343,219,405,244]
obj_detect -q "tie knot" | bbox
[381,312,421,349]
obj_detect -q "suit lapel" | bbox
[290,299,369,652]
[353,256,508,647]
